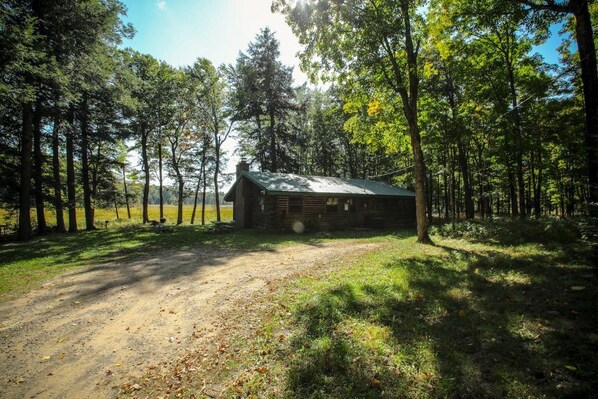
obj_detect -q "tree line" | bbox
[272,0,597,244]
[2,0,596,245]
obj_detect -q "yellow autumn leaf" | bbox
[367,100,383,117]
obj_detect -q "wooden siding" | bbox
[232,175,416,231]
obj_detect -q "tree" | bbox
[512,0,597,223]
[190,58,232,221]
[275,0,432,243]
[227,28,298,173]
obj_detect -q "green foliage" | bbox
[226,28,298,173]
[430,217,583,246]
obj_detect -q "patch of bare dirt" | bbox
[0,240,378,399]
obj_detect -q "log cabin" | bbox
[224,161,416,232]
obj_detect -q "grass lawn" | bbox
[137,219,597,399]
[1,216,596,398]
[0,222,380,301]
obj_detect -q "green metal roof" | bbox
[224,171,415,201]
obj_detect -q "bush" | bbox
[429,217,583,246]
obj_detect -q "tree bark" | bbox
[51,102,66,233]
[33,99,47,234]
[141,129,150,224]
[66,106,77,232]
[506,60,526,219]
[18,103,34,241]
[201,161,207,226]
[398,0,431,243]
[80,96,95,230]
[269,111,277,172]
[572,0,598,265]
[214,137,221,222]
[190,148,206,225]
[158,140,164,221]
[122,163,131,219]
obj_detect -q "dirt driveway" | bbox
[0,240,378,398]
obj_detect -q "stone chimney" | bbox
[236,159,249,179]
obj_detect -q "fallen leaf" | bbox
[570,286,585,292]
[115,362,123,367]
[564,365,577,372]
[458,310,466,317]
[41,356,51,360]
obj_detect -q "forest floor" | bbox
[0,237,379,398]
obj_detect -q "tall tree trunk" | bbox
[201,160,207,225]
[214,144,221,222]
[51,103,66,233]
[269,111,277,172]
[141,130,150,224]
[176,177,184,225]
[33,99,47,234]
[427,169,433,221]
[506,60,526,219]
[572,0,598,265]
[18,103,34,241]
[508,168,518,217]
[158,140,164,221]
[66,106,77,232]
[535,149,543,217]
[190,149,206,225]
[122,164,131,219]
[90,141,101,224]
[190,175,201,225]
[457,139,474,219]
[80,96,95,230]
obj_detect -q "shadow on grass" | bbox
[0,226,408,300]
[285,241,597,398]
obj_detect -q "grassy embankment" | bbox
[129,218,596,399]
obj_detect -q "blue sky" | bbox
[120,0,567,80]
[121,0,308,83]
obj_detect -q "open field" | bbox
[0,204,233,232]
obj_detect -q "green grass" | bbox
[187,220,596,399]
[0,224,388,301]
[0,204,233,231]
[2,215,596,398]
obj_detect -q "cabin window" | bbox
[345,198,356,213]
[288,197,303,214]
[326,197,339,213]
[259,197,264,211]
